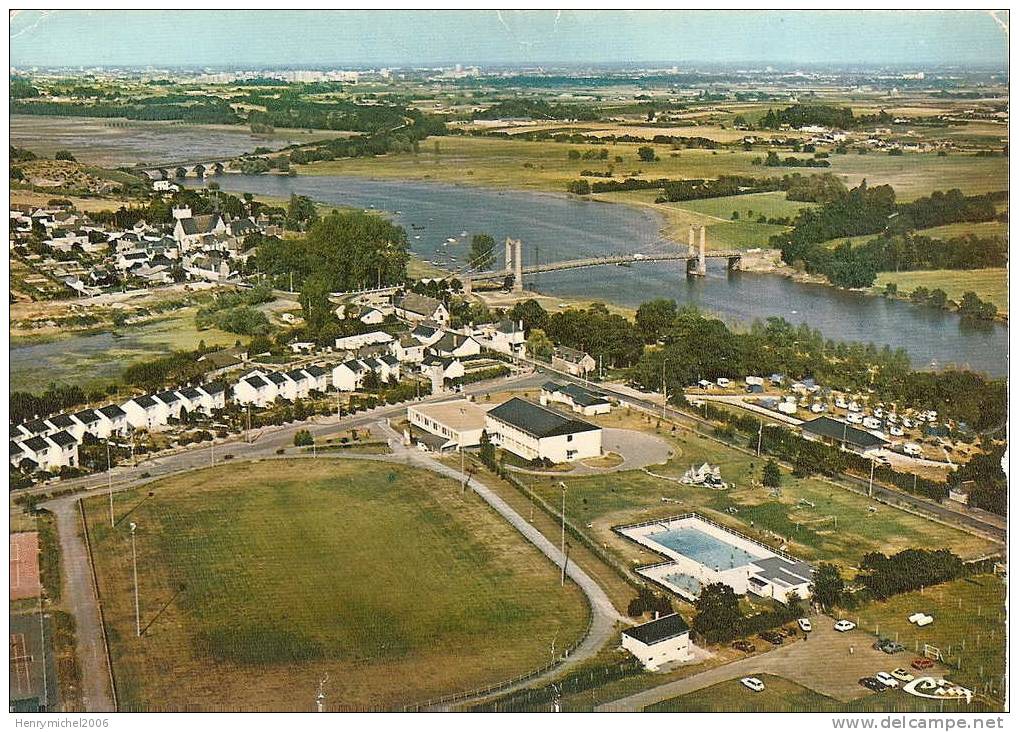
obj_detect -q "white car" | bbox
[848,402,861,412]
[863,416,882,430]
[834,619,857,632]
[810,403,825,414]
[875,672,899,689]
[846,412,864,425]
[891,668,915,683]
[741,677,765,693]
[797,618,812,632]
[889,425,904,437]
[835,397,848,409]
[903,443,923,457]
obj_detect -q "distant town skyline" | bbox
[9,10,1009,70]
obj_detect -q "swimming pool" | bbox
[648,526,760,570]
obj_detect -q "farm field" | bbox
[82,460,588,711]
[295,135,1008,202]
[9,308,239,392]
[519,408,998,573]
[646,673,1000,713]
[872,269,1008,316]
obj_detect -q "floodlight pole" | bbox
[559,482,567,586]
[868,460,875,497]
[130,522,141,637]
[757,420,763,457]
[107,440,114,527]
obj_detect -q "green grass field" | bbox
[873,269,1008,316]
[83,460,588,711]
[679,191,817,221]
[646,673,1000,713]
[521,410,997,574]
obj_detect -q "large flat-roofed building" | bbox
[800,416,887,455]
[485,397,601,463]
[621,613,693,671]
[407,399,488,450]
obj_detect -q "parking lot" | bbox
[598,615,943,711]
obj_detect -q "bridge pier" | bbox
[727,255,742,271]
[463,276,472,296]
[505,237,514,276]
[687,226,707,276]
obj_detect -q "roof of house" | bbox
[49,430,77,448]
[73,409,100,424]
[265,372,289,385]
[99,404,126,419]
[801,416,887,449]
[553,346,593,364]
[286,369,310,382]
[302,365,328,378]
[178,214,223,236]
[23,419,50,435]
[155,390,181,405]
[621,613,690,645]
[177,387,203,401]
[397,292,445,317]
[22,436,51,452]
[432,332,475,353]
[198,350,243,370]
[133,395,158,409]
[46,414,76,429]
[542,381,610,408]
[751,556,814,587]
[340,359,370,373]
[486,398,600,439]
[228,218,258,236]
[11,441,24,457]
[201,381,227,395]
[244,374,270,389]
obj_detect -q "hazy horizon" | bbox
[10,10,1009,71]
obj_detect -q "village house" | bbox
[485,397,602,464]
[332,359,372,391]
[233,371,279,407]
[393,292,449,325]
[552,346,597,377]
[96,404,129,438]
[540,381,612,416]
[173,213,227,252]
[334,331,395,352]
[391,333,427,363]
[621,614,693,671]
[475,319,526,357]
[122,394,170,431]
[301,365,331,393]
[429,332,482,359]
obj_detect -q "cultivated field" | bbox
[83,460,588,711]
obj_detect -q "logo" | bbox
[902,677,973,704]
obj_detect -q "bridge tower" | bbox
[686,226,707,277]
[513,239,523,292]
[505,237,515,275]
[687,226,696,257]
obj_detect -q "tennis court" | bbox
[9,612,58,712]
[10,532,42,601]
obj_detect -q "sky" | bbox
[9,10,1009,70]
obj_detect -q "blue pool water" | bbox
[663,572,704,599]
[649,526,760,569]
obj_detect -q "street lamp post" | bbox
[558,482,567,586]
[130,522,141,637]
[107,440,114,527]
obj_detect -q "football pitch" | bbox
[83,459,588,711]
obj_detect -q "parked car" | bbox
[891,668,915,683]
[732,640,756,653]
[859,677,886,693]
[741,677,765,693]
[875,672,900,689]
[912,657,935,671]
[797,618,812,633]
[758,630,784,646]
[874,638,906,654]
[834,619,857,632]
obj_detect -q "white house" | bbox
[407,400,488,449]
[485,397,602,463]
[476,319,526,356]
[263,371,292,398]
[421,355,465,385]
[334,331,395,352]
[367,355,401,383]
[391,334,427,363]
[540,381,612,416]
[154,390,185,421]
[173,213,227,252]
[174,387,206,415]
[282,369,314,400]
[621,614,693,671]
[122,395,170,431]
[95,405,129,438]
[300,366,330,393]
[197,382,228,412]
[332,359,371,391]
[429,332,482,359]
[410,323,444,347]
[394,292,449,325]
[44,414,82,441]
[552,346,597,376]
[71,409,104,440]
[16,433,78,472]
[233,372,278,407]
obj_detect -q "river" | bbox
[219,174,1007,377]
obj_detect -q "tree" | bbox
[54,150,76,162]
[567,179,591,195]
[809,562,845,611]
[691,582,743,643]
[479,430,496,471]
[762,459,782,488]
[294,429,314,447]
[635,299,677,344]
[526,328,555,361]
[637,146,657,162]
[469,233,496,269]
[285,194,318,231]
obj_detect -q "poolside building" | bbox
[485,397,601,463]
[621,613,694,671]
